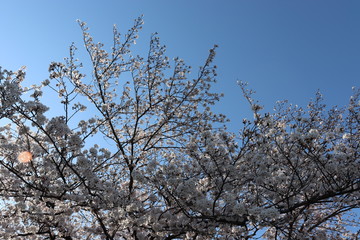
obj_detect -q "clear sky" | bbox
[0,0,359,131]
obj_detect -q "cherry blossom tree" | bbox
[0,16,359,239]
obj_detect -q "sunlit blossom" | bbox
[0,16,358,240]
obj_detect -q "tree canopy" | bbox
[0,17,359,239]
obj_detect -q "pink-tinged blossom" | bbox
[0,17,358,240]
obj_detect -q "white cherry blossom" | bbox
[0,16,358,239]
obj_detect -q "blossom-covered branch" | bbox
[0,16,358,239]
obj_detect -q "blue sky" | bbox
[0,0,359,130]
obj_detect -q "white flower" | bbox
[308,129,319,138]
[342,133,351,139]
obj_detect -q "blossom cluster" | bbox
[0,17,358,239]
